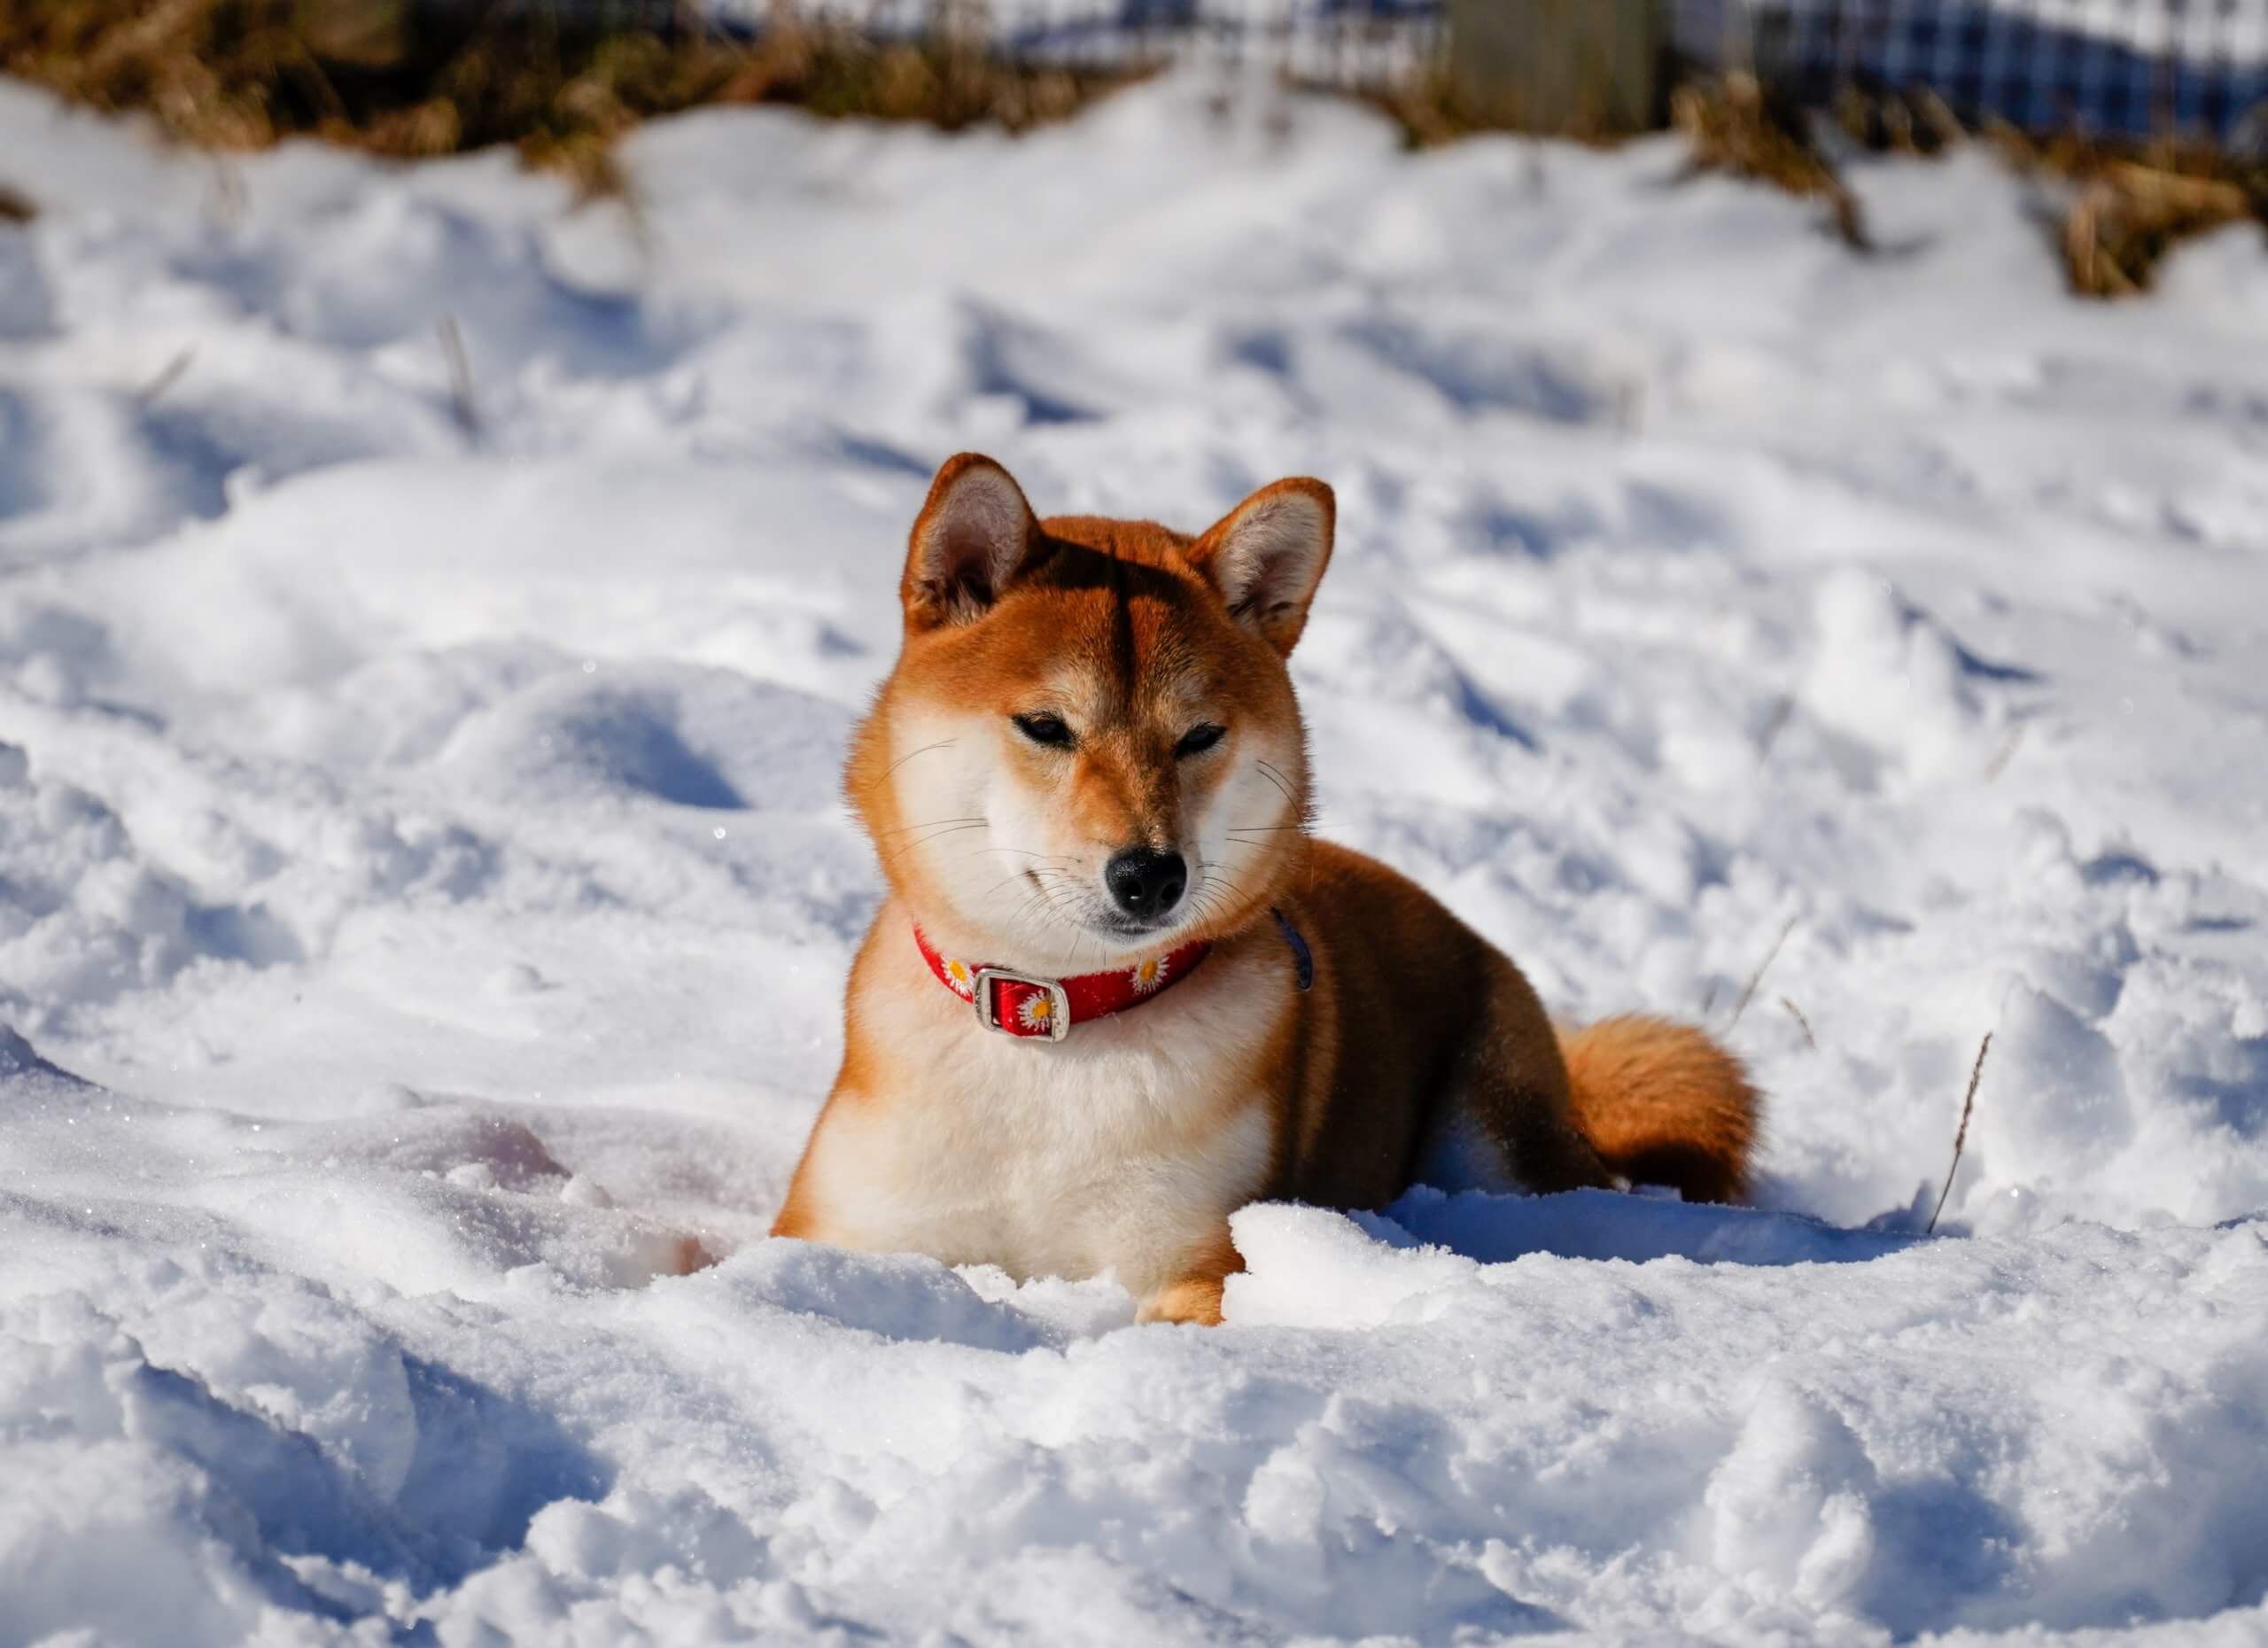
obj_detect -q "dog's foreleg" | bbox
[1137,1223,1242,1326]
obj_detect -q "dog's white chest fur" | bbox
[793,922,1281,1302]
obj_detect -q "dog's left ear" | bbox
[1187,478,1335,656]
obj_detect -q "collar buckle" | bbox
[972,967,1071,1042]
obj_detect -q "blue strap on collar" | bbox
[1269,906,1313,992]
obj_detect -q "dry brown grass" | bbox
[1357,63,1649,151]
[9,5,2256,293]
[1925,1030,1992,1234]
[0,1,1138,196]
[1355,65,1483,150]
[1667,73,2265,297]
[1987,129,2264,299]
[1671,73,1868,248]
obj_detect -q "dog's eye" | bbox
[1175,722,1227,758]
[1013,713,1074,748]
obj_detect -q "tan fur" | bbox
[771,455,1762,1324]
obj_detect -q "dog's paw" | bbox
[1138,1276,1225,1326]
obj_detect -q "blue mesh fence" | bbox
[1720,1,2268,144]
[473,2,2268,143]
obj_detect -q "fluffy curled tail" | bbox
[1557,1015,1760,1203]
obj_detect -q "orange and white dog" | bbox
[772,455,1759,1324]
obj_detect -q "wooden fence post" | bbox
[1449,0,1666,136]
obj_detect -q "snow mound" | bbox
[437,669,849,812]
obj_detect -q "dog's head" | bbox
[849,454,1332,969]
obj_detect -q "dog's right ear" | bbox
[901,454,1040,632]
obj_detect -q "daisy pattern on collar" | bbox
[1016,992,1057,1033]
[943,957,975,999]
[1129,953,1169,994]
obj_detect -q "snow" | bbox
[3,66,2268,1646]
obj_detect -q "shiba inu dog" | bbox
[771,455,1759,1324]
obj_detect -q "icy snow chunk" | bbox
[719,1240,1052,1354]
[488,961,547,998]
[874,293,1109,433]
[1705,1380,1880,1607]
[239,640,560,772]
[521,1488,765,1589]
[1975,979,2134,1190]
[276,189,671,375]
[1801,568,2021,783]
[1223,1203,1471,1329]
[558,1174,612,1209]
[0,1024,91,1088]
[0,385,227,565]
[1334,314,1611,425]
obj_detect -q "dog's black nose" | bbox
[1106,848,1186,921]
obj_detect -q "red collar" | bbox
[912,924,1212,1041]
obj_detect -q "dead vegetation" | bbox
[1778,996,1815,1052]
[1356,66,1490,152]
[1356,41,1666,154]
[1672,72,1868,249]
[1667,70,2266,298]
[0,1,1138,197]
[1726,916,1797,1030]
[1926,1030,1992,1234]
[2,4,2257,293]
[1362,66,1645,152]
[2008,138,2260,299]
